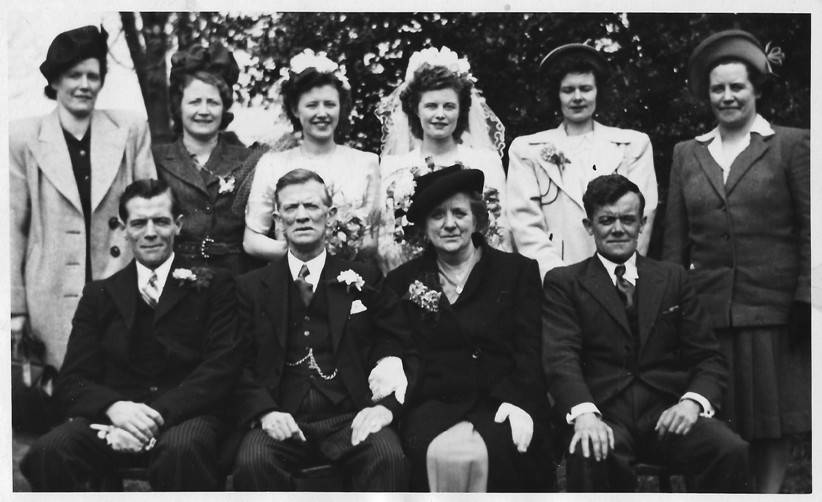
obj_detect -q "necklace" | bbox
[437,247,479,295]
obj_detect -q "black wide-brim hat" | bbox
[40,25,108,82]
[406,165,485,224]
[538,43,609,80]
[169,43,240,88]
[687,29,768,97]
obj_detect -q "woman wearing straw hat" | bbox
[663,29,809,493]
[507,43,658,280]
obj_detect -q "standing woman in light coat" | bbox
[10,25,156,369]
[507,44,658,279]
[663,30,809,493]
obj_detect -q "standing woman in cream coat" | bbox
[507,44,657,279]
[10,26,156,368]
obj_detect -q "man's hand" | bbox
[569,412,614,462]
[104,401,164,444]
[351,405,393,446]
[655,399,700,438]
[259,411,306,442]
[91,424,148,453]
[10,315,27,357]
[494,402,534,453]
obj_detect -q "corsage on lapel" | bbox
[217,174,236,194]
[337,269,365,292]
[172,267,213,290]
[539,143,571,171]
[407,280,441,314]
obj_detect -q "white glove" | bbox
[494,402,534,453]
[90,424,156,453]
[368,356,407,405]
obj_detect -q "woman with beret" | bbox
[154,43,253,274]
[384,166,552,492]
[10,25,156,369]
[663,30,810,493]
[377,47,509,272]
[507,43,658,279]
[242,50,379,262]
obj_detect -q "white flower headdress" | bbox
[404,46,475,83]
[280,49,351,90]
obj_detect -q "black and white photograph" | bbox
[4,0,818,497]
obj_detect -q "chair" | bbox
[635,462,690,492]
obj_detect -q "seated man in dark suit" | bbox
[231,168,412,491]
[542,174,751,492]
[21,179,240,491]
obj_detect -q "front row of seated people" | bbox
[22,170,752,492]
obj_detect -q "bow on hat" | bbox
[170,43,240,88]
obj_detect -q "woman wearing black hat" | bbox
[10,25,156,369]
[508,43,658,280]
[154,43,253,274]
[384,166,552,492]
[663,30,809,493]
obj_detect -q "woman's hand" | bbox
[494,402,534,453]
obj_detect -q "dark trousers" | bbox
[232,387,407,491]
[566,381,752,492]
[21,415,226,491]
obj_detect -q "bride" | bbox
[376,47,509,272]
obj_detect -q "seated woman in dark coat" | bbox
[384,165,554,492]
[154,43,254,274]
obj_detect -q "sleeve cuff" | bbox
[566,402,601,424]
[680,392,715,418]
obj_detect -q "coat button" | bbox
[472,349,481,359]
[149,386,158,392]
[108,217,120,229]
[205,205,213,214]
[110,246,120,257]
[304,331,310,337]
[722,234,730,240]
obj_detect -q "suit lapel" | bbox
[636,256,666,349]
[90,111,129,212]
[724,134,770,195]
[693,142,728,202]
[589,125,623,175]
[153,257,191,322]
[31,110,83,212]
[160,140,210,196]
[530,130,585,211]
[323,257,353,354]
[105,261,139,333]
[261,259,290,350]
[579,258,631,336]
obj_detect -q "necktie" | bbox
[614,264,635,311]
[295,264,313,306]
[140,272,160,309]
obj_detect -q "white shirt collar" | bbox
[596,252,638,287]
[287,250,327,291]
[136,253,175,295]
[695,114,775,143]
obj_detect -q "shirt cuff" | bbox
[680,392,715,418]
[566,402,601,424]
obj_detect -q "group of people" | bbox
[11,24,809,493]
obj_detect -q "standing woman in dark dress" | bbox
[10,25,156,369]
[663,30,810,493]
[384,166,553,492]
[154,43,253,274]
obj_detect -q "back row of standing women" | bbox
[10,25,809,493]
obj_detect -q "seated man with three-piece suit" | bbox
[542,174,752,492]
[230,168,413,491]
[21,179,241,491]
